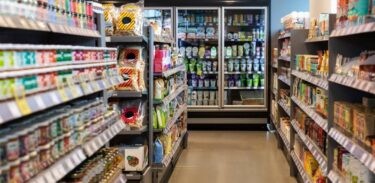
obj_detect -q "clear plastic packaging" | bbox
[103,4,116,36]
[115,1,144,36]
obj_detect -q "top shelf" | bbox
[330,22,375,38]
[278,32,291,40]
[305,37,329,43]
[0,15,100,38]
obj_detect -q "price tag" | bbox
[12,87,31,115]
[34,95,46,109]
[0,16,6,27]
[19,18,30,29]
[57,83,68,102]
[4,16,16,28]
[57,163,66,175]
[50,92,59,104]
[51,166,61,180]
[7,101,22,118]
[72,153,81,165]
[65,157,75,170]
[43,171,55,183]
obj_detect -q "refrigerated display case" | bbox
[144,7,174,39]
[222,7,267,110]
[176,7,221,110]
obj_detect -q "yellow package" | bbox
[115,1,144,36]
[103,4,116,36]
[161,133,172,156]
[116,67,139,91]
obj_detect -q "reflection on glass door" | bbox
[144,8,173,38]
[176,8,220,109]
[222,7,267,108]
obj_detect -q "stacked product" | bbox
[0,0,96,30]
[294,136,326,183]
[103,2,144,36]
[333,98,375,151]
[224,13,264,26]
[307,13,332,40]
[336,0,374,29]
[280,11,310,30]
[295,51,329,79]
[177,11,218,40]
[61,148,124,183]
[295,108,327,153]
[333,147,375,182]
[293,78,328,118]
[224,41,265,59]
[279,89,290,108]
[0,98,119,182]
[334,51,375,82]
[280,117,291,143]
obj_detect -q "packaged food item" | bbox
[115,1,144,36]
[154,78,165,100]
[9,160,22,183]
[119,48,142,67]
[121,145,148,171]
[337,0,349,29]
[347,0,369,26]
[120,100,145,129]
[103,4,116,36]
[153,139,164,164]
[116,67,139,91]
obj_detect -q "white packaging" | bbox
[121,145,148,171]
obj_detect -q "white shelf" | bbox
[291,120,327,175]
[160,104,187,134]
[290,151,312,183]
[329,128,375,174]
[292,70,328,90]
[29,118,125,183]
[328,169,344,183]
[329,74,375,95]
[278,100,290,116]
[291,96,328,132]
[0,61,117,79]
[156,65,186,78]
[278,75,291,86]
[83,120,126,156]
[330,22,375,37]
[154,85,187,106]
[0,75,123,125]
[276,126,290,149]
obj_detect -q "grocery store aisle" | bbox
[169,131,296,183]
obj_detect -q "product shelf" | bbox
[29,118,125,183]
[278,99,290,116]
[108,90,147,98]
[330,22,375,38]
[154,130,187,167]
[224,56,251,60]
[154,64,186,78]
[290,150,312,183]
[224,86,265,90]
[291,120,328,175]
[106,36,149,44]
[154,85,187,105]
[120,125,149,135]
[154,104,187,134]
[304,37,329,43]
[328,128,375,174]
[329,74,375,95]
[188,87,218,91]
[292,70,328,90]
[278,56,291,62]
[110,172,127,183]
[291,96,328,132]
[0,61,117,79]
[278,32,291,40]
[224,39,264,42]
[276,126,290,150]
[124,166,151,180]
[327,169,345,183]
[278,75,291,86]
[0,15,100,37]
[0,75,123,125]
[224,71,264,75]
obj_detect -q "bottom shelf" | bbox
[154,130,187,167]
[328,169,344,183]
[290,151,312,183]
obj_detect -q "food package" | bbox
[337,0,349,29]
[155,105,167,129]
[120,100,145,129]
[154,78,165,100]
[137,61,146,92]
[160,133,172,155]
[347,0,369,26]
[119,47,143,67]
[103,4,116,36]
[153,138,164,164]
[121,145,148,171]
[116,67,139,91]
[115,1,144,36]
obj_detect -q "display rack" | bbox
[105,26,154,182]
[0,2,129,182]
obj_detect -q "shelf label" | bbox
[57,83,68,102]
[34,95,46,109]
[12,87,31,115]
[43,171,55,183]
[50,92,60,104]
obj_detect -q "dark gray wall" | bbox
[270,0,309,49]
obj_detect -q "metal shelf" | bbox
[278,32,291,40]
[224,86,264,90]
[329,128,375,174]
[291,96,328,132]
[155,65,186,78]
[278,99,290,116]
[109,90,147,98]
[154,105,187,134]
[0,75,123,125]
[292,70,328,90]
[330,22,375,38]
[276,126,290,149]
[124,166,150,180]
[278,56,291,62]
[291,119,328,175]
[290,151,312,183]
[120,125,148,135]
[154,85,187,105]
[278,75,291,86]
[304,37,329,43]
[329,74,375,95]
[224,71,264,75]
[106,36,148,43]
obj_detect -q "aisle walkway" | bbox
[169,131,296,183]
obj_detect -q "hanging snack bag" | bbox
[119,47,143,67]
[103,4,116,36]
[115,1,144,36]
[116,67,139,91]
[120,100,145,129]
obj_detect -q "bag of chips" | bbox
[103,4,116,36]
[116,66,139,91]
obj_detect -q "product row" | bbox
[224,13,265,26]
[0,98,117,182]
[103,2,144,36]
[224,43,265,59]
[153,97,185,130]
[187,90,217,106]
[188,75,217,89]
[280,12,310,30]
[0,44,117,70]
[179,46,218,59]
[62,147,124,183]
[334,51,375,82]
[295,51,329,79]
[224,74,265,88]
[186,60,218,74]
[0,0,96,30]
[224,59,265,73]
[154,44,182,73]
[307,13,332,39]
[154,125,186,165]
[225,29,265,41]
[154,75,185,101]
[177,26,218,40]
[336,0,375,29]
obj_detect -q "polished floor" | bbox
[169,131,297,183]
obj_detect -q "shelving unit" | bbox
[0,2,129,182]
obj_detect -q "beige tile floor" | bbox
[169,131,297,183]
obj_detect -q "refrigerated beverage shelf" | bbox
[224,71,264,75]
[224,86,264,90]
[188,86,218,91]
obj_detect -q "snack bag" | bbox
[153,138,164,163]
[115,1,144,36]
[120,100,145,129]
[347,0,370,26]
[116,67,139,91]
[119,47,143,67]
[137,61,146,92]
[103,4,116,36]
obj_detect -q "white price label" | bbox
[72,153,81,165]
[34,95,46,109]
[8,101,22,117]
[43,171,55,183]
[65,157,75,170]
[51,166,61,180]
[57,163,66,175]
[77,150,86,161]
[50,92,59,104]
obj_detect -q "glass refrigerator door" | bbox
[176,8,221,110]
[222,7,267,109]
[144,8,173,34]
